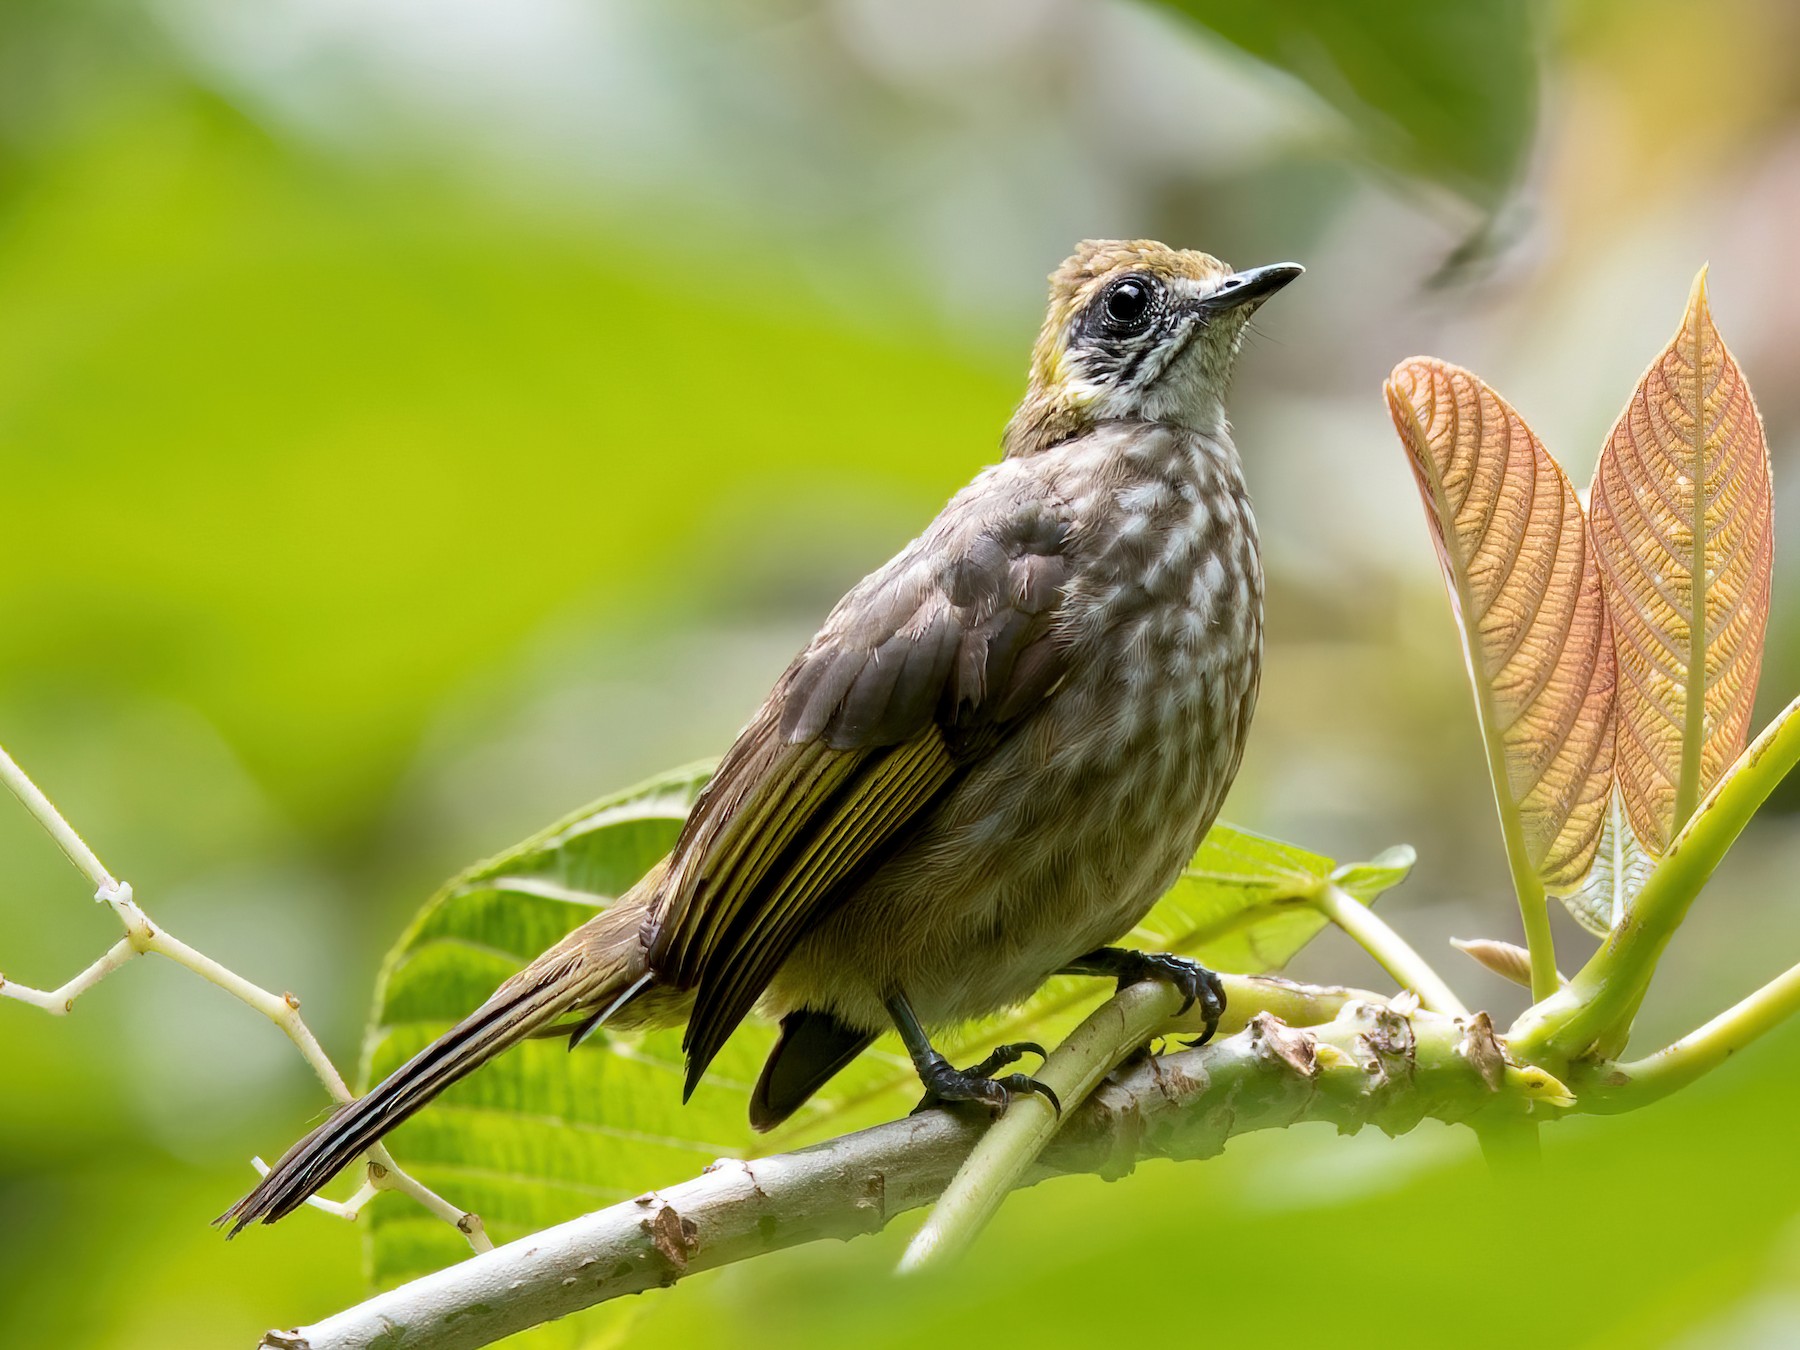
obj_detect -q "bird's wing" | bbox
[651,480,1075,1094]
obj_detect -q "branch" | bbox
[0,740,491,1252]
[262,992,1579,1350]
[900,963,1407,1268]
[1511,694,1800,1063]
[1581,957,1800,1111]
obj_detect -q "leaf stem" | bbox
[1513,869,1560,1003]
[1312,883,1468,1016]
[1583,958,1800,1111]
[898,979,1184,1272]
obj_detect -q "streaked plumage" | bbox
[223,240,1299,1233]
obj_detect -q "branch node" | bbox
[644,1203,698,1275]
[1457,1010,1507,1092]
[1247,1012,1318,1078]
[854,1168,887,1227]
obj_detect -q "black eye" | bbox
[1101,277,1153,330]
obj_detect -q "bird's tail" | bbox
[218,895,651,1235]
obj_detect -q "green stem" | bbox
[1312,884,1468,1016]
[1583,958,1800,1111]
[899,979,1183,1272]
[1510,695,1800,1062]
[1514,869,1559,1004]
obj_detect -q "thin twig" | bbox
[0,742,118,889]
[0,739,491,1253]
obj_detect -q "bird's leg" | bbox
[1062,947,1226,1044]
[885,992,1060,1117]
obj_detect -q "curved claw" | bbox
[1111,952,1225,1039]
[998,1073,1061,1116]
[967,1040,1049,1078]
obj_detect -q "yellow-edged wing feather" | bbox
[649,487,1074,1095]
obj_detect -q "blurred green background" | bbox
[4,0,1800,1345]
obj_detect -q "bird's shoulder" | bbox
[776,451,1090,751]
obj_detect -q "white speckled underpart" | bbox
[771,419,1263,1030]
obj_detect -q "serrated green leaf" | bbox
[1139,826,1413,976]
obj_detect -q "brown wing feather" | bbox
[650,494,1074,1094]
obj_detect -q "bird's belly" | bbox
[771,634,1255,1033]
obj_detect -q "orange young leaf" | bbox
[1589,268,1774,855]
[1386,359,1617,891]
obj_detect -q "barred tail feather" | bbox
[219,905,648,1235]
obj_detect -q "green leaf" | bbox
[360,775,1413,1300]
[1138,827,1415,974]
[1156,0,1538,209]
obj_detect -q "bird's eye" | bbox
[1101,277,1153,331]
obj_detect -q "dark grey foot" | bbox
[884,990,1060,1118]
[1064,947,1226,1044]
[911,1049,1061,1118]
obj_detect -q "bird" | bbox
[222,239,1301,1233]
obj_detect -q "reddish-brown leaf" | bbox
[1386,359,1617,889]
[1589,269,1774,853]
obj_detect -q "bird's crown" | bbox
[1031,240,1232,381]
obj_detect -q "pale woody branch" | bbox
[0,742,491,1253]
[279,936,1800,1350]
[260,993,1571,1350]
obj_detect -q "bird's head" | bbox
[1003,240,1302,457]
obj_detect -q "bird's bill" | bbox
[1202,262,1305,313]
